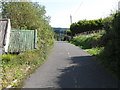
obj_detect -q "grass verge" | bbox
[85,47,104,56]
[1,44,54,88]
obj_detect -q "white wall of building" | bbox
[4,19,11,53]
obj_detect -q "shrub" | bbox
[2,54,13,63]
[71,31,104,49]
[99,12,120,79]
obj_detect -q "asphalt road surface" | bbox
[23,41,119,88]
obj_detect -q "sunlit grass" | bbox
[70,30,105,49]
[85,47,104,56]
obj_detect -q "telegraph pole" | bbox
[118,1,120,11]
[70,15,72,24]
[70,15,73,39]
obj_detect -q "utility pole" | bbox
[118,1,120,11]
[70,15,72,24]
[70,15,73,39]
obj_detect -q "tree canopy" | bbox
[70,19,103,36]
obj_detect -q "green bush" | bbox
[70,19,103,35]
[85,47,104,56]
[71,31,104,49]
[2,54,14,63]
[99,12,120,79]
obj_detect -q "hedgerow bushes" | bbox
[71,31,105,49]
[70,19,103,36]
[99,12,120,79]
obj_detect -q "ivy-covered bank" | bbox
[0,1,54,88]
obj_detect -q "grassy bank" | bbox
[70,31,105,68]
[85,47,104,56]
[1,42,54,88]
[70,31,105,56]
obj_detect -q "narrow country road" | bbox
[23,41,119,88]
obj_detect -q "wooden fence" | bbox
[8,30,37,53]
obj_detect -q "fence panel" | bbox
[8,30,37,53]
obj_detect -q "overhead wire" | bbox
[70,0,84,23]
[73,1,83,16]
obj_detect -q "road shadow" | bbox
[56,56,119,88]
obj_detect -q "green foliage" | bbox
[2,54,13,63]
[2,2,46,29]
[93,13,116,47]
[71,31,104,49]
[99,12,120,79]
[102,15,113,32]
[85,47,104,56]
[70,19,103,36]
[66,30,71,36]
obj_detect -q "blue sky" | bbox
[32,0,119,28]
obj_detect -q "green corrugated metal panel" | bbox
[8,30,37,52]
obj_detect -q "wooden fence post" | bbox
[34,29,38,49]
